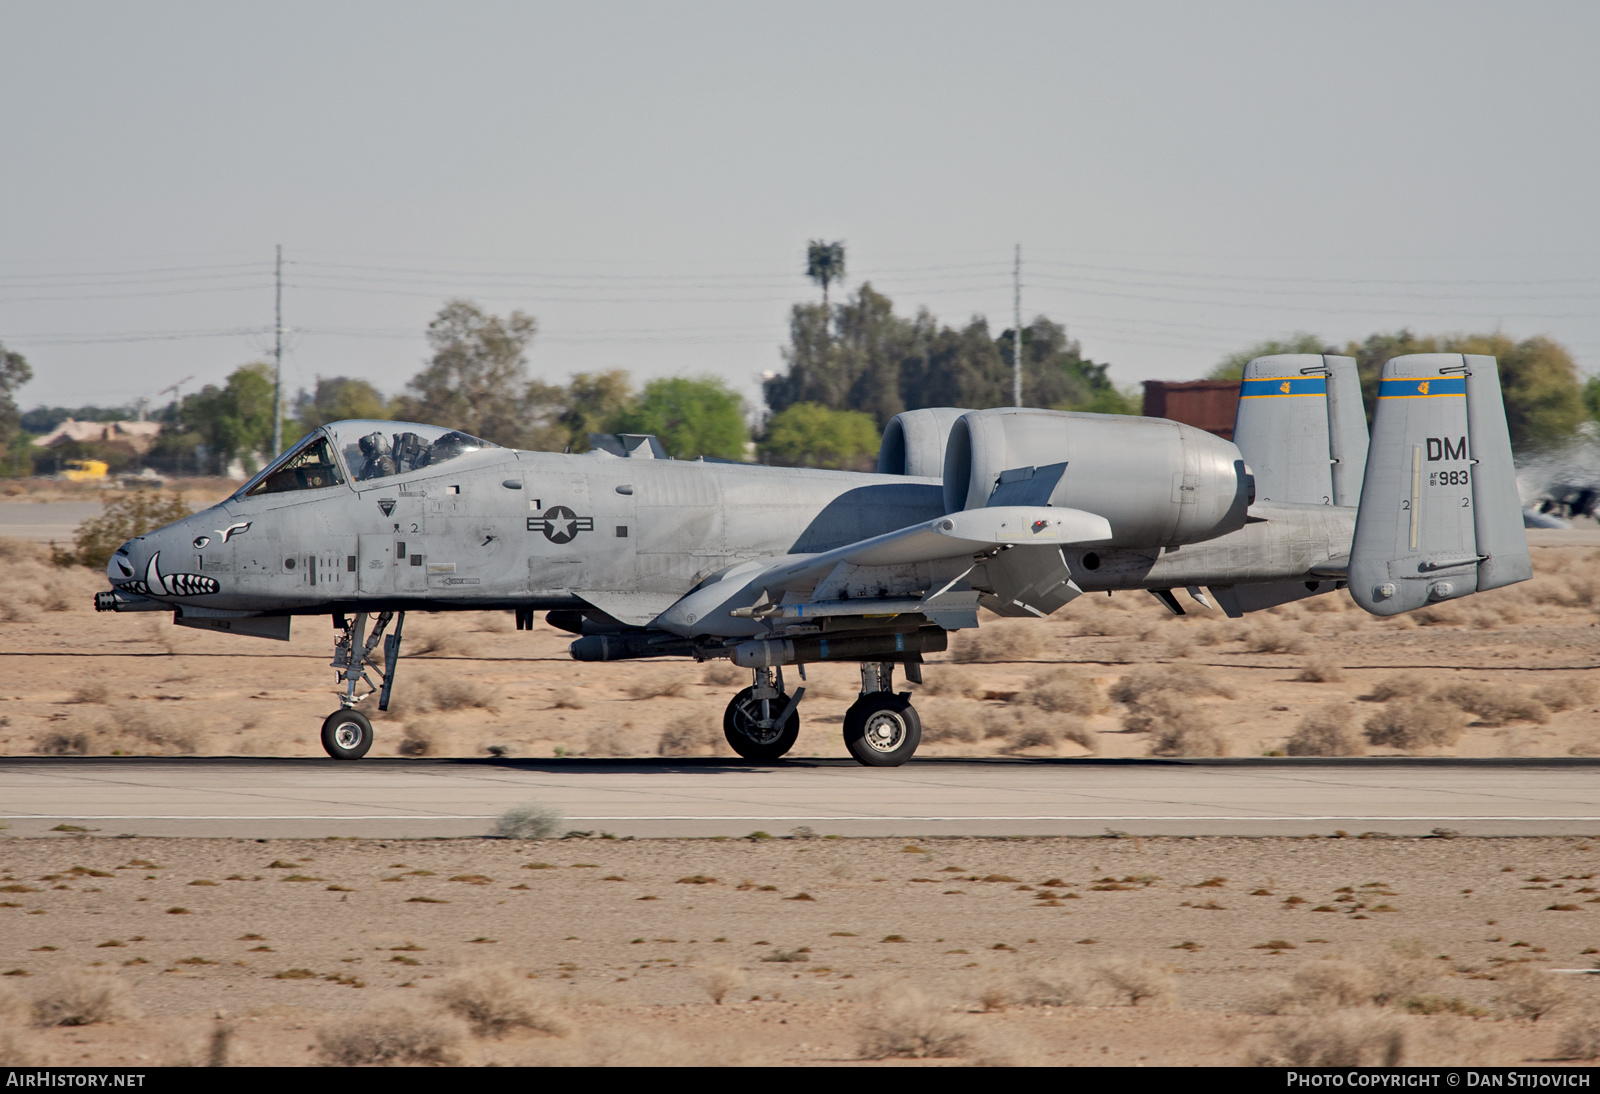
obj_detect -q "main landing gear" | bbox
[720,660,923,767]
[321,610,405,760]
[843,662,921,767]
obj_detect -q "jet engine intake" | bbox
[877,407,970,477]
[943,408,1253,547]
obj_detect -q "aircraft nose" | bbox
[106,541,140,584]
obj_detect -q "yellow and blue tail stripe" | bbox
[1239,376,1327,398]
[1377,377,1466,399]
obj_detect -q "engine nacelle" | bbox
[943,409,1254,547]
[877,407,970,477]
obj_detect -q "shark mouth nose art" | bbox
[114,551,219,597]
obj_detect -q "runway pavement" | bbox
[3,756,1599,839]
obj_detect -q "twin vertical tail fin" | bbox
[1232,354,1368,506]
[1349,354,1531,616]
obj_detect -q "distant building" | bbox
[1141,380,1241,441]
[32,418,162,454]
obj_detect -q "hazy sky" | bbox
[3,1,1597,415]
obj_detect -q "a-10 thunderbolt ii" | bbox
[94,352,1531,766]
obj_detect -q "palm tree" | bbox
[805,240,846,314]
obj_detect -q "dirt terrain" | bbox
[3,835,1600,1066]
[0,512,1595,762]
[3,497,1600,1065]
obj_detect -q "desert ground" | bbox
[4,835,1600,1066]
[4,489,1600,1066]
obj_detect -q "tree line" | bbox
[2,241,1596,476]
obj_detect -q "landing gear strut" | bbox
[723,665,804,761]
[321,610,405,760]
[843,662,921,767]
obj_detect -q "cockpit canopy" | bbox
[235,420,501,498]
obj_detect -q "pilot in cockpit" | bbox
[355,432,398,481]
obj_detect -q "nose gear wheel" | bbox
[723,686,801,761]
[321,709,374,760]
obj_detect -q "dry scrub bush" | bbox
[317,1006,466,1066]
[549,687,587,710]
[1286,705,1366,757]
[1003,718,1098,754]
[1533,678,1599,713]
[584,723,646,757]
[1412,601,1469,627]
[1296,661,1345,683]
[403,628,456,657]
[1018,958,1173,1007]
[1362,673,1427,703]
[1095,956,1178,1006]
[433,967,569,1039]
[701,661,743,687]
[39,706,203,756]
[429,676,501,713]
[1254,1009,1405,1067]
[30,971,134,1028]
[1024,667,1104,716]
[696,965,745,1005]
[919,667,982,699]
[1273,960,1381,1011]
[1111,664,1235,706]
[657,711,726,757]
[1363,700,1466,751]
[918,701,984,744]
[398,722,439,757]
[1142,699,1230,757]
[492,803,564,839]
[857,988,974,1060]
[69,681,110,704]
[1241,621,1309,655]
[1434,681,1549,726]
[627,674,689,700]
[1016,963,1091,1009]
[951,623,1044,663]
[1556,1021,1600,1060]
[1493,965,1569,1022]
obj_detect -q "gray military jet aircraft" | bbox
[94,352,1530,766]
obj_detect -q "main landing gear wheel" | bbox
[321,709,374,761]
[843,692,921,767]
[723,686,801,761]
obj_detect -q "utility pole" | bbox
[1012,243,1023,407]
[272,244,284,457]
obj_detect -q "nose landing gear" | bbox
[843,662,921,767]
[321,610,405,760]
[722,665,804,761]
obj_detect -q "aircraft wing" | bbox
[654,505,1111,637]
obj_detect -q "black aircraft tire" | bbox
[321,710,374,761]
[723,687,801,762]
[843,693,921,767]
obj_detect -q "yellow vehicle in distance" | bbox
[61,459,110,483]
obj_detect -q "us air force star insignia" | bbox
[527,505,594,544]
